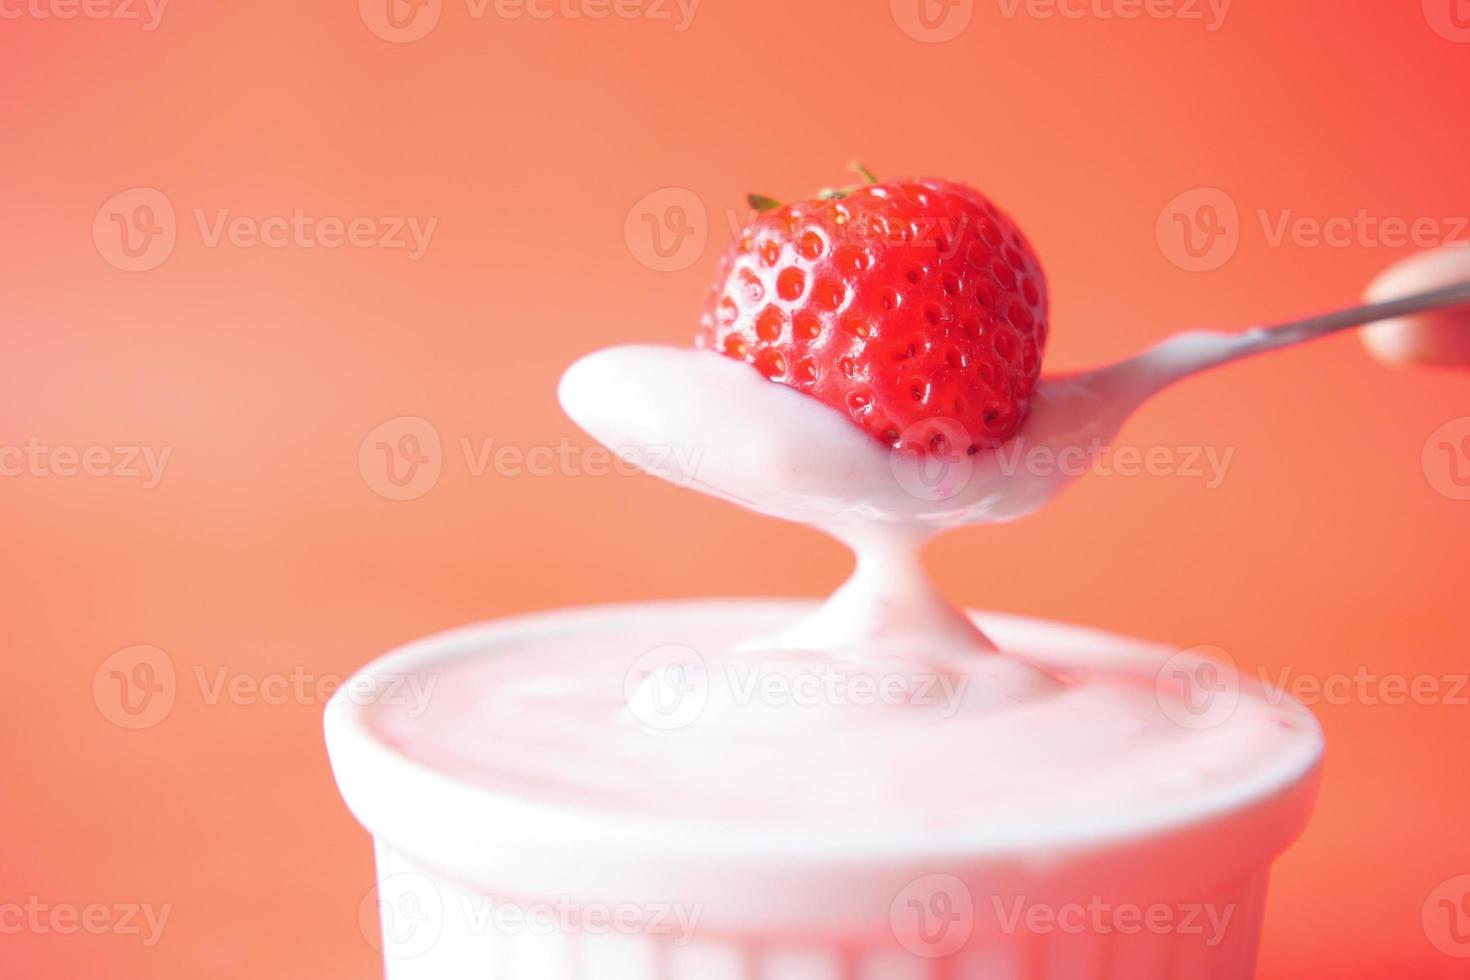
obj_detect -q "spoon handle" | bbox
[1253,277,1470,351]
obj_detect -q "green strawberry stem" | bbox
[750,165,880,210]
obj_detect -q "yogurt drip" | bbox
[560,327,1285,692]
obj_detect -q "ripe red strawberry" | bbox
[696,171,1048,455]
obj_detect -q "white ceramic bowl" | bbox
[327,600,1322,980]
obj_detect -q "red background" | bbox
[2,2,1469,977]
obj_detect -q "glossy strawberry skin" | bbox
[696,177,1048,455]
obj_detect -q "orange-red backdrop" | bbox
[3,2,1469,977]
